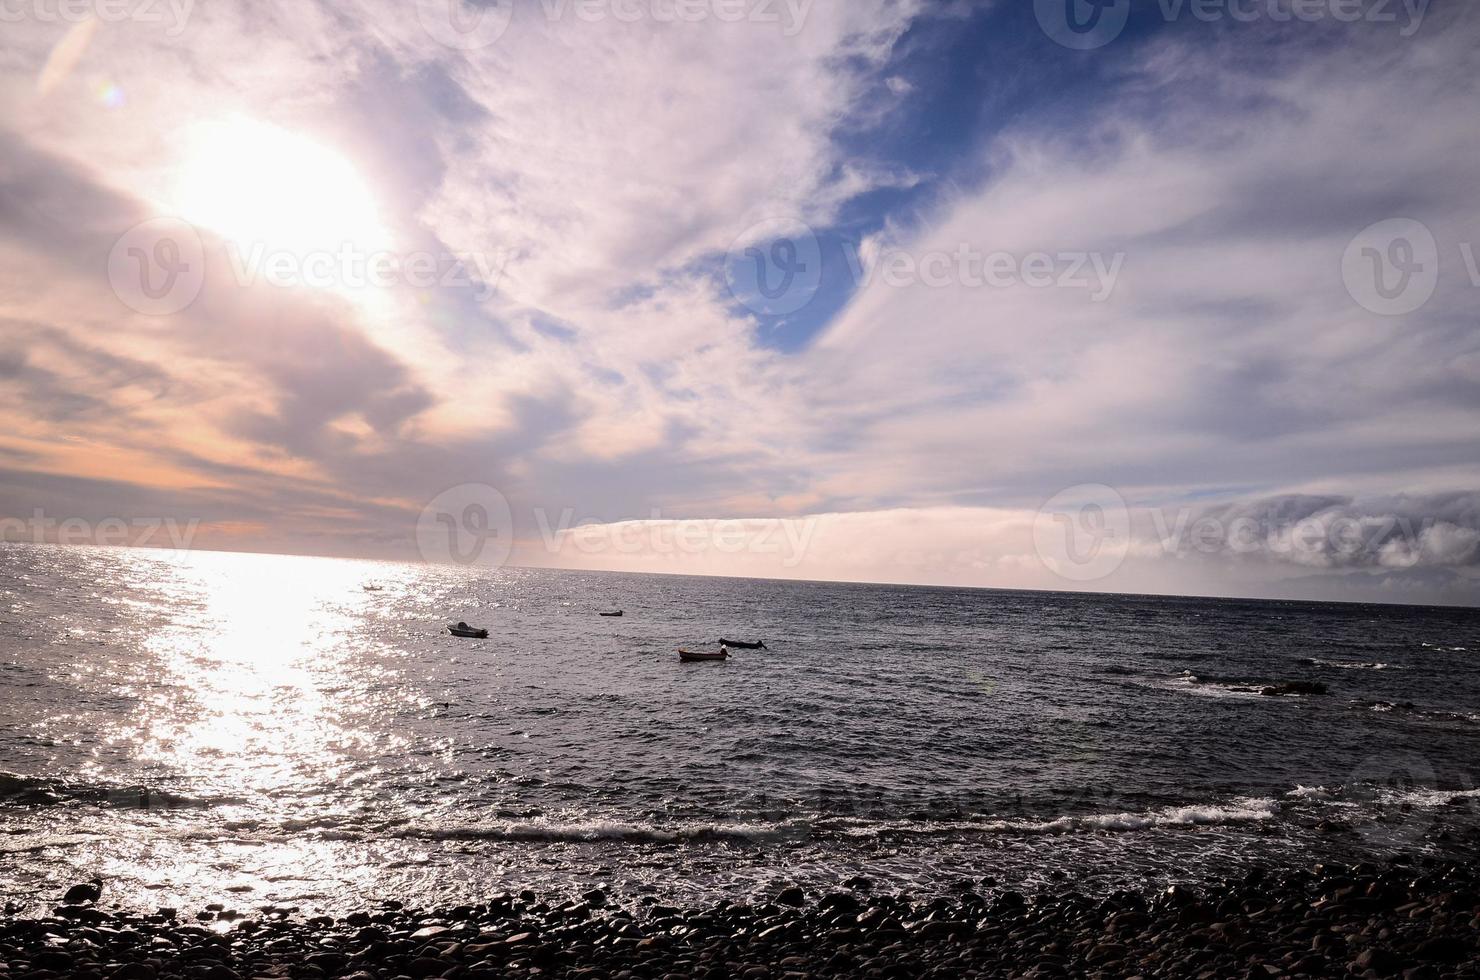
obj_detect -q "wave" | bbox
[1301,658,1400,671]
[1350,700,1480,725]
[0,771,223,809]
[1167,672,1326,698]
[209,814,815,845]
[1283,780,1480,811]
[335,800,1283,846]
[1374,786,1480,808]
[186,797,1285,848]
[1286,784,1332,798]
[827,798,1277,837]
[408,818,812,844]
[1159,672,1264,699]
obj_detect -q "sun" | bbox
[172,115,389,258]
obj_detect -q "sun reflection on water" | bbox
[46,549,433,908]
[123,551,400,806]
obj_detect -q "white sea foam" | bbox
[1157,673,1263,699]
[407,818,812,844]
[1372,786,1480,808]
[1286,784,1331,798]
[1018,799,1277,833]
[1304,658,1398,670]
[829,798,1277,837]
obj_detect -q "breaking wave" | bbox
[1301,658,1400,671]
[829,799,1278,837]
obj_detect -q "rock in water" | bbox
[775,886,805,907]
[62,878,102,904]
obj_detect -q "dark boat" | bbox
[448,622,489,639]
[678,648,728,662]
[718,637,766,649]
[362,584,383,592]
[599,610,624,617]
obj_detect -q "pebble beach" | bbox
[7,854,1480,979]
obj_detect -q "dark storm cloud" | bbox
[1150,492,1480,570]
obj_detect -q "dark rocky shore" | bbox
[4,858,1480,979]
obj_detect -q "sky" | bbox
[1,0,1478,605]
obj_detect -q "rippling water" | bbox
[3,543,1479,912]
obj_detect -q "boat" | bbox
[718,637,766,649]
[599,610,624,617]
[678,648,728,662]
[362,584,383,592]
[448,622,489,639]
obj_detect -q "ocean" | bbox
[2,543,1478,913]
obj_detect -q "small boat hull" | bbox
[718,638,765,649]
[448,626,489,639]
[599,611,624,617]
[678,649,728,662]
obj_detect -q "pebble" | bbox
[2,859,1478,978]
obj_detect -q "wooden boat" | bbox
[718,637,766,649]
[678,648,728,662]
[362,584,383,592]
[599,610,624,617]
[448,623,489,639]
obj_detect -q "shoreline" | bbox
[4,857,1478,978]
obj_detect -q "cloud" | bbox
[804,7,1480,513]
[1154,493,1480,571]
[1,2,1478,605]
[0,1,933,548]
[535,491,1480,605]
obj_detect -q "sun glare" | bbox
[172,116,389,258]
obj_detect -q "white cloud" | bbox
[802,13,1480,512]
[2,1,1479,603]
